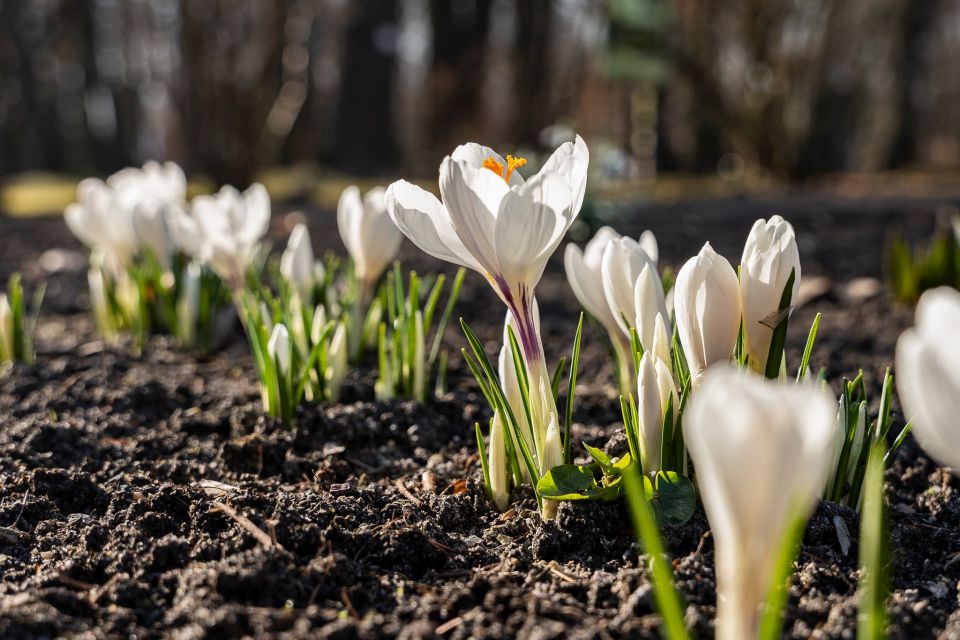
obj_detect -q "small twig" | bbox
[11,491,29,529]
[340,587,358,618]
[89,574,120,604]
[436,617,463,635]
[394,479,422,507]
[212,501,283,551]
[547,561,579,584]
[57,574,96,591]
[427,538,456,554]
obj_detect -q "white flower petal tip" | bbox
[280,223,315,301]
[740,216,801,372]
[674,242,741,383]
[684,367,835,639]
[338,184,403,291]
[600,236,656,337]
[267,324,291,377]
[896,287,960,474]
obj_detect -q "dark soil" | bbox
[2,193,960,638]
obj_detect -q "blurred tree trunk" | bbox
[330,0,399,175]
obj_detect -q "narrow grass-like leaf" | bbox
[476,422,492,500]
[764,268,795,379]
[551,356,567,402]
[623,463,688,640]
[428,267,465,370]
[564,313,584,464]
[796,312,821,382]
[858,442,888,640]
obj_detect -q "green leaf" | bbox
[764,268,795,379]
[644,472,696,526]
[536,464,619,501]
[858,442,889,640]
[564,313,584,464]
[583,442,613,470]
[476,422,492,501]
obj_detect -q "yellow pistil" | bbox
[483,154,527,183]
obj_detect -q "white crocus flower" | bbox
[488,410,511,511]
[0,294,12,362]
[170,184,270,290]
[674,243,741,385]
[639,230,659,267]
[636,351,678,475]
[65,179,139,272]
[565,226,634,393]
[386,136,588,519]
[685,367,835,640]
[326,322,349,402]
[600,236,656,338]
[651,313,673,370]
[267,323,291,377]
[65,161,187,270]
[176,261,201,347]
[338,186,403,297]
[633,262,669,351]
[740,216,801,372]
[280,223,316,302]
[896,287,960,474]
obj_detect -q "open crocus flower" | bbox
[387,136,588,520]
[674,243,741,385]
[386,136,588,371]
[338,186,403,297]
[64,161,186,270]
[896,287,960,474]
[685,367,835,640]
[564,226,635,392]
[170,184,270,290]
[280,223,316,302]
[740,216,801,372]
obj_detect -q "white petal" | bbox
[639,230,659,267]
[440,158,507,276]
[494,172,572,294]
[538,134,589,215]
[564,243,618,331]
[385,180,481,271]
[633,263,668,350]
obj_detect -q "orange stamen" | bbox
[483,157,504,178]
[505,155,527,183]
[482,154,527,183]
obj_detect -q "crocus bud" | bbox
[674,243,740,385]
[489,411,511,511]
[87,264,112,337]
[651,313,672,370]
[639,230,659,267]
[684,367,835,640]
[600,236,656,338]
[326,322,349,402]
[739,216,801,372]
[0,294,12,362]
[896,287,960,474]
[280,223,315,302]
[310,305,327,345]
[636,351,679,475]
[338,185,403,295]
[267,323,291,377]
[564,226,622,333]
[633,262,669,351]
[176,261,201,347]
[565,227,636,393]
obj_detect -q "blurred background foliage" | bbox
[0,0,958,195]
